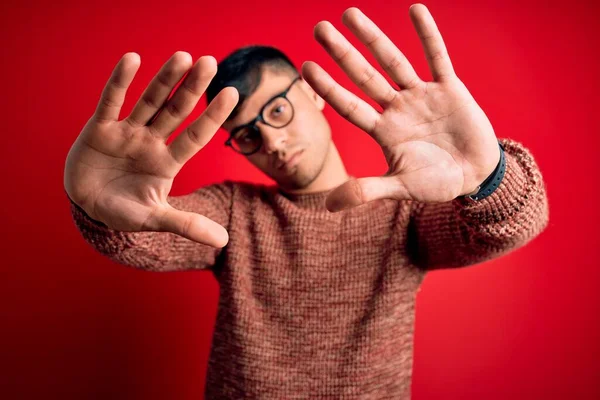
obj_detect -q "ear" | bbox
[301,79,325,111]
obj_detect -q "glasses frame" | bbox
[225,76,301,156]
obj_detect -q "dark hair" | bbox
[206,45,298,121]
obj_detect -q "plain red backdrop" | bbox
[1,0,598,398]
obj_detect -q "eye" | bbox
[234,127,258,143]
[269,101,287,119]
[235,131,250,142]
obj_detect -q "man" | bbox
[64,4,549,399]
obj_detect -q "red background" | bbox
[1,0,599,398]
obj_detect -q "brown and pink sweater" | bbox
[68,138,549,399]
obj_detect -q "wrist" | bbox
[460,141,506,202]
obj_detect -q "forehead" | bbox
[225,68,298,129]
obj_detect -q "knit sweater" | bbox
[68,138,549,399]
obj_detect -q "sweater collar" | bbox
[275,187,333,210]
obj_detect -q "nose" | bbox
[258,123,288,154]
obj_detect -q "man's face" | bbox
[223,67,332,191]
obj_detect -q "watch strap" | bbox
[464,141,506,202]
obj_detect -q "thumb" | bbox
[154,206,229,248]
[325,176,410,212]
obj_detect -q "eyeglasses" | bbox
[225,77,301,156]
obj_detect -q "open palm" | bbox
[302,4,500,211]
[64,52,238,247]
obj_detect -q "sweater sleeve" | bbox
[67,182,234,272]
[407,138,549,270]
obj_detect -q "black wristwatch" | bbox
[462,141,506,202]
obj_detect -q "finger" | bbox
[149,56,218,138]
[301,61,380,135]
[94,53,141,123]
[325,176,410,212]
[409,3,456,81]
[313,21,397,107]
[156,206,229,248]
[341,8,422,90]
[168,86,239,165]
[127,51,193,126]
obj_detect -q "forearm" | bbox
[409,138,549,270]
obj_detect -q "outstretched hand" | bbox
[64,52,239,247]
[301,4,500,212]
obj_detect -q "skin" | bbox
[302,5,499,212]
[64,53,237,248]
[63,3,499,248]
[222,67,349,195]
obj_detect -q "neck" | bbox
[286,141,349,195]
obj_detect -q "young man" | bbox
[64,5,549,399]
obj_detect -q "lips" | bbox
[276,149,303,170]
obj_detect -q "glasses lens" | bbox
[232,125,262,154]
[263,97,293,128]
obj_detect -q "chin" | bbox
[266,142,331,191]
[282,176,313,191]
[276,162,322,191]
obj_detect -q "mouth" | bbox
[276,149,304,171]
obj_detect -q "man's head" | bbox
[207,46,335,192]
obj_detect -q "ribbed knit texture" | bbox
[68,138,549,399]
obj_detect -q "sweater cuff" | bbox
[452,138,543,224]
[67,192,136,254]
[67,194,107,228]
